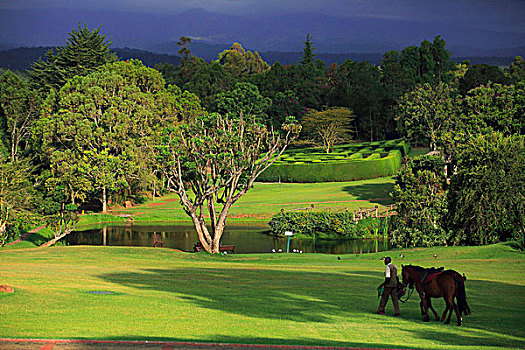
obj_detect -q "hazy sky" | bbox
[0,0,523,54]
[1,0,524,33]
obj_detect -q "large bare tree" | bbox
[154,113,300,253]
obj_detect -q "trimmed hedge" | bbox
[259,139,408,182]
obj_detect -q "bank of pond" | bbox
[67,224,390,254]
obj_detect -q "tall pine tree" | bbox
[300,33,315,65]
[28,24,117,94]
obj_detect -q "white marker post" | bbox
[285,231,294,253]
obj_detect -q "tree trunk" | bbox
[211,201,233,253]
[102,186,107,214]
[41,222,78,247]
[189,210,213,253]
[212,221,226,253]
[70,185,75,205]
[10,131,16,162]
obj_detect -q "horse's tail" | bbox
[454,274,471,316]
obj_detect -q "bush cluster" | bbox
[268,211,390,239]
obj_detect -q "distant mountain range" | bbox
[0,46,520,73]
[0,47,182,72]
[0,7,524,58]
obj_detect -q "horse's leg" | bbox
[444,294,455,324]
[419,292,430,322]
[454,303,462,326]
[441,297,449,322]
[426,296,439,321]
[452,291,463,326]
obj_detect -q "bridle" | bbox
[399,283,414,303]
[399,270,415,303]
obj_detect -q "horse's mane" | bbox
[403,264,425,272]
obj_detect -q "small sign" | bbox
[285,231,294,236]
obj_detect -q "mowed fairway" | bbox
[0,243,523,349]
[106,177,396,224]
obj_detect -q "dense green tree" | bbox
[399,46,420,83]
[302,107,355,153]
[390,155,449,247]
[379,50,417,101]
[0,71,41,161]
[397,82,456,150]
[154,62,179,86]
[294,61,327,110]
[396,36,453,85]
[447,132,525,245]
[38,182,79,247]
[33,60,203,213]
[153,114,301,253]
[431,35,453,82]
[28,24,117,94]
[459,64,510,95]
[0,157,35,246]
[418,39,436,83]
[214,82,271,122]
[267,90,304,128]
[217,42,269,77]
[456,82,525,136]
[252,61,296,96]
[183,61,233,111]
[330,60,385,141]
[508,56,525,82]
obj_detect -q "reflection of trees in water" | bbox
[289,237,389,254]
[67,226,390,254]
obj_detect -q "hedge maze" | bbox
[259,139,409,182]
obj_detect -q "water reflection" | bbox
[66,224,390,254]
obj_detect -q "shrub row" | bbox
[268,211,390,239]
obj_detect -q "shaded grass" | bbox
[0,243,523,349]
[408,147,431,158]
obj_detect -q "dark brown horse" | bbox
[401,265,471,326]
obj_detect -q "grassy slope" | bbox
[103,177,396,225]
[0,243,523,349]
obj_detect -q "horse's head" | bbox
[401,265,415,289]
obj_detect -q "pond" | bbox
[66,224,391,254]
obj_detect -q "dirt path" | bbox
[0,338,408,350]
[4,225,46,246]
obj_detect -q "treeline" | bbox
[0,25,524,248]
[152,34,524,143]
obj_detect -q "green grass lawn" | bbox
[0,243,523,349]
[73,177,396,228]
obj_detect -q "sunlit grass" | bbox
[101,177,396,225]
